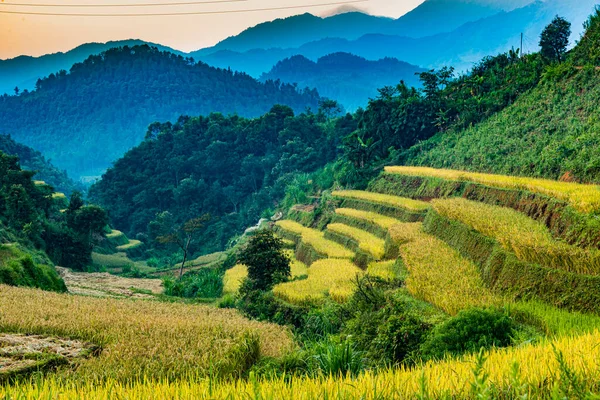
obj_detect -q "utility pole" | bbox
[521,32,524,58]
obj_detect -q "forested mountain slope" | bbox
[89,105,355,255]
[261,53,425,111]
[0,39,182,96]
[0,45,321,178]
[0,135,83,195]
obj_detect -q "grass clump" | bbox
[163,268,224,299]
[432,197,600,275]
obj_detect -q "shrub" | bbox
[342,276,432,366]
[163,268,224,299]
[420,308,516,360]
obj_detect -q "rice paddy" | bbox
[4,330,600,399]
[273,259,362,305]
[393,222,501,315]
[385,165,600,213]
[275,220,354,259]
[0,285,293,382]
[326,223,386,260]
[335,208,402,230]
[432,197,600,275]
[332,190,431,211]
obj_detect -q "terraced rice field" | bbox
[275,220,354,259]
[432,197,600,275]
[332,190,430,211]
[273,258,362,305]
[335,208,402,230]
[385,165,600,213]
[326,223,385,259]
[390,222,501,315]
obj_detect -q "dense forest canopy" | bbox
[0,45,321,178]
[0,134,83,196]
[89,104,355,255]
[0,150,107,291]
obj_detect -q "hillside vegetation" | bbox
[0,45,321,178]
[89,105,353,256]
[0,134,82,195]
[0,150,108,290]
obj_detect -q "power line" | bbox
[0,0,367,15]
[0,0,247,7]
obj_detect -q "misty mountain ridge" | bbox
[261,53,425,111]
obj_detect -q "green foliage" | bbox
[0,134,83,195]
[0,245,66,292]
[342,277,432,366]
[539,16,572,63]
[420,308,516,360]
[0,45,321,177]
[351,50,544,171]
[90,105,349,256]
[237,230,290,291]
[570,6,600,66]
[235,283,305,328]
[408,66,600,184]
[311,337,364,377]
[162,268,224,299]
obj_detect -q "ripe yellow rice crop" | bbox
[5,331,600,398]
[106,229,125,239]
[273,259,362,305]
[332,190,430,211]
[0,285,293,382]
[116,239,143,251]
[432,197,600,275]
[385,165,600,213]
[224,252,307,295]
[335,208,401,230]
[223,264,248,294]
[276,220,354,259]
[51,192,67,200]
[394,223,501,315]
[327,223,386,259]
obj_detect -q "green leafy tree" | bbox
[540,16,571,63]
[238,229,290,291]
[68,205,108,247]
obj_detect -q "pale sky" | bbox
[0,0,425,59]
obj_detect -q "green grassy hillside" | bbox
[408,66,600,183]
